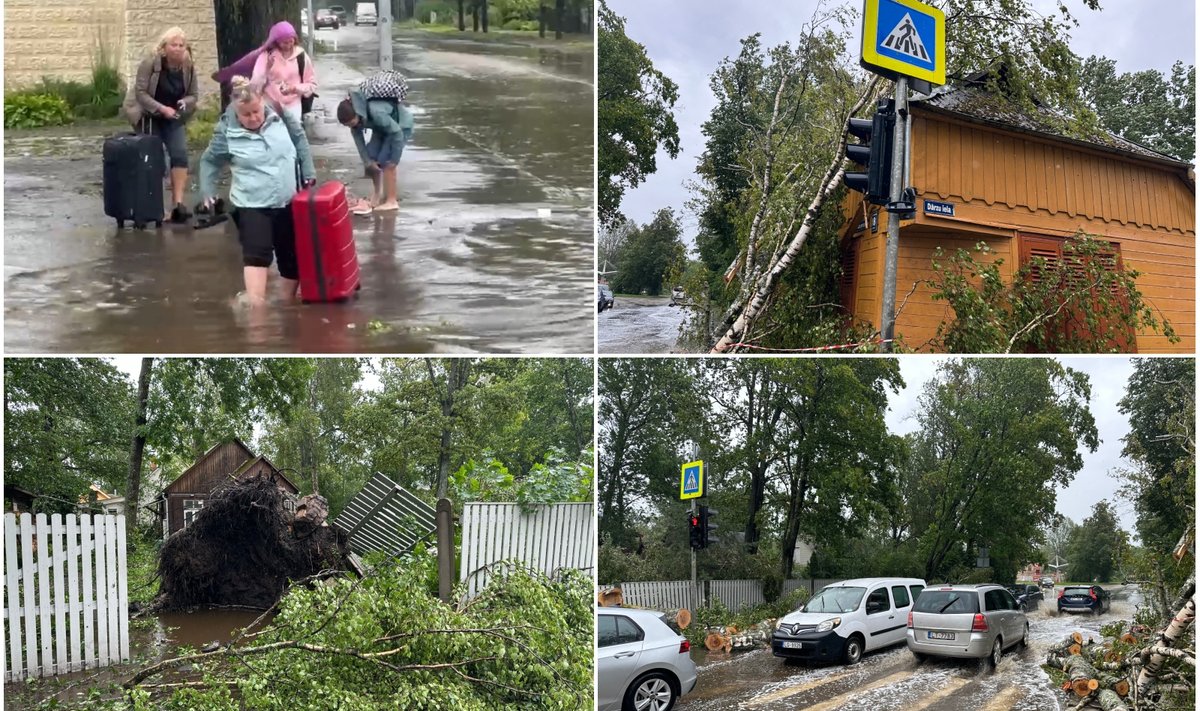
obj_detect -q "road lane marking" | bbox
[979,686,1024,711]
[791,670,916,711]
[742,671,854,708]
[902,676,972,710]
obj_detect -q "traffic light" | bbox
[844,99,896,205]
[699,505,718,548]
[688,512,703,550]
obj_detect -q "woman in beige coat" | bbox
[122,26,199,222]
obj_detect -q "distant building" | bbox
[156,439,299,537]
[4,485,37,514]
[838,68,1194,352]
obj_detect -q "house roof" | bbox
[231,454,299,493]
[911,69,1192,172]
[160,437,255,496]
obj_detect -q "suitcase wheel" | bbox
[116,219,125,229]
[134,221,146,230]
[155,220,163,228]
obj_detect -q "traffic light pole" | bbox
[690,499,697,604]
[879,76,909,352]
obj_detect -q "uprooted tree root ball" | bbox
[156,474,351,610]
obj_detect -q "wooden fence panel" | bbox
[709,579,764,613]
[620,581,703,611]
[2,514,129,681]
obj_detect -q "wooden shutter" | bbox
[839,237,860,320]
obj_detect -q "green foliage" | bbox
[1079,56,1194,161]
[4,93,74,129]
[597,1,679,226]
[608,209,687,296]
[502,19,540,31]
[685,588,810,647]
[450,447,592,510]
[493,0,539,23]
[4,359,134,511]
[133,555,593,709]
[415,0,456,24]
[187,101,223,151]
[1066,501,1127,582]
[927,234,1177,353]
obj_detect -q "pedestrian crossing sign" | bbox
[861,0,945,86]
[680,460,704,500]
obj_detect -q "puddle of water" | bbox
[155,607,274,650]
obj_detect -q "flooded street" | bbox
[4,26,594,353]
[598,295,689,353]
[679,586,1143,711]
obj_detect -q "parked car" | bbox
[772,577,926,665]
[328,4,348,23]
[907,584,1028,667]
[1057,585,1111,615]
[315,8,340,29]
[597,608,697,711]
[355,2,378,25]
[598,284,615,313]
[1006,584,1044,611]
[670,286,686,306]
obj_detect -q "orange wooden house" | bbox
[838,75,1195,352]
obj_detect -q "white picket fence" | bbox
[3,513,130,681]
[620,578,846,614]
[459,502,594,598]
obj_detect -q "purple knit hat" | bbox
[214,21,299,83]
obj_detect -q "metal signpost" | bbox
[681,446,704,604]
[379,0,394,71]
[859,0,945,351]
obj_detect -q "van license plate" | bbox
[927,632,954,641]
[782,641,804,649]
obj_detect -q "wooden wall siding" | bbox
[165,441,254,496]
[912,113,1194,237]
[237,459,298,494]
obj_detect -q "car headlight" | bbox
[775,618,785,630]
[817,617,841,633]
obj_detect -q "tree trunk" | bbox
[1065,654,1100,697]
[480,0,488,32]
[1135,576,1196,697]
[1096,688,1129,711]
[299,374,318,494]
[212,0,302,110]
[125,358,153,532]
[554,0,564,39]
[538,4,545,37]
[428,359,471,499]
[458,0,465,31]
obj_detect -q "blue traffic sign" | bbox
[861,0,945,85]
[680,460,704,500]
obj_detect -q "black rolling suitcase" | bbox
[102,122,165,230]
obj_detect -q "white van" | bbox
[355,2,378,25]
[772,577,926,664]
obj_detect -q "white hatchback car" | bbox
[772,577,926,664]
[597,607,697,711]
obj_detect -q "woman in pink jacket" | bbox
[247,21,316,124]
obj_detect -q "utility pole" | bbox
[879,76,908,352]
[379,0,393,70]
[689,443,699,610]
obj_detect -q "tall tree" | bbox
[125,358,153,530]
[609,208,686,296]
[907,359,1098,582]
[1077,57,1194,161]
[1067,501,1127,582]
[597,0,680,226]
[4,359,135,511]
[427,359,474,498]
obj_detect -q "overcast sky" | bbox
[888,356,1142,536]
[609,0,1196,231]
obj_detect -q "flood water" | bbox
[4,25,594,353]
[598,295,690,353]
[678,586,1144,711]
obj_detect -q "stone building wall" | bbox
[5,0,218,99]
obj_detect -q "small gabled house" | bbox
[838,70,1195,352]
[157,439,299,537]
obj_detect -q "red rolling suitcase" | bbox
[291,181,360,302]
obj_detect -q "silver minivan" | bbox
[906,584,1028,666]
[355,2,378,25]
[597,608,698,711]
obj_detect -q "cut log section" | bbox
[597,587,624,607]
[663,608,692,629]
[1096,688,1129,711]
[705,629,730,652]
[1064,654,1100,698]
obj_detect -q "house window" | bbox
[106,507,119,516]
[183,499,204,528]
[283,496,296,514]
[1019,234,1134,352]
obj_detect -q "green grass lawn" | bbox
[394,21,593,50]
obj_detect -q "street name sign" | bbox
[680,460,704,500]
[861,0,946,86]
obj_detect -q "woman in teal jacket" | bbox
[200,76,316,305]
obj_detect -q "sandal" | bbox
[351,199,373,216]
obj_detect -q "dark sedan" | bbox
[328,4,348,23]
[1058,585,1111,615]
[315,9,340,28]
[597,284,614,313]
[1006,584,1044,611]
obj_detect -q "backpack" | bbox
[359,70,409,102]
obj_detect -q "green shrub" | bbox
[502,19,540,31]
[186,101,223,150]
[4,93,73,129]
[416,0,456,24]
